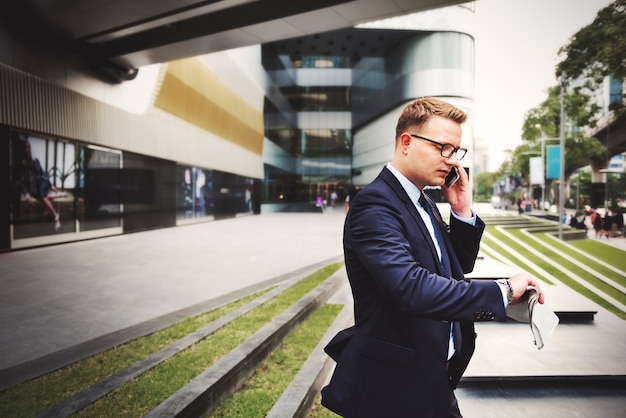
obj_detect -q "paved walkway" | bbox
[1,203,625,393]
[0,208,347,381]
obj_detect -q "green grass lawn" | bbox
[483,219,626,319]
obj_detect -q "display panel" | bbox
[11,132,76,238]
[80,146,122,231]
[177,166,215,219]
[176,165,257,220]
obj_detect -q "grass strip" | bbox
[75,261,344,417]
[485,224,625,319]
[504,227,626,305]
[0,291,265,418]
[516,229,626,289]
[568,239,626,272]
[480,235,552,284]
[208,303,343,417]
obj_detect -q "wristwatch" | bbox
[497,279,514,304]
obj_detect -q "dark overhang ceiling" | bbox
[264,27,420,63]
[0,0,465,81]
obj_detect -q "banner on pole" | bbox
[546,145,560,180]
[530,156,544,185]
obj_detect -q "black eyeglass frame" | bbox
[409,134,468,161]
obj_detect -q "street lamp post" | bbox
[559,73,566,240]
[540,136,546,210]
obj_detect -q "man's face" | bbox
[400,115,462,190]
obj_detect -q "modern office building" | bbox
[0,2,476,251]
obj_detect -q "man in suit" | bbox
[321,97,545,417]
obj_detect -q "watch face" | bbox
[498,279,513,302]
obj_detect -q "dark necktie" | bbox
[419,193,461,355]
[418,193,452,278]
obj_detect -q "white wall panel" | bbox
[0,63,263,179]
[296,111,352,129]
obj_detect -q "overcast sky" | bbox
[473,0,613,171]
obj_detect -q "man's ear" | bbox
[400,132,412,155]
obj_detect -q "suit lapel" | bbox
[379,168,442,273]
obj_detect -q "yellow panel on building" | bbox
[155,58,264,155]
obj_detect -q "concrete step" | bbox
[30,262,346,418]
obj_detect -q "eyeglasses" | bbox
[410,134,467,161]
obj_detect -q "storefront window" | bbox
[176,166,215,219]
[11,132,76,239]
[80,146,122,231]
[176,166,256,219]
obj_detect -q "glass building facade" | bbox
[260,23,475,209]
[261,47,355,208]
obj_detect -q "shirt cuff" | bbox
[496,280,510,307]
[451,209,476,226]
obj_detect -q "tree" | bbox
[499,2,624,209]
[556,0,626,115]
[520,86,606,182]
[473,171,498,201]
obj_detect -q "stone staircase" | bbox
[3,259,351,418]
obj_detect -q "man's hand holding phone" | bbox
[442,164,472,218]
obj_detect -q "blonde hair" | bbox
[395,97,467,140]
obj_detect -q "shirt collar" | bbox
[386,162,423,205]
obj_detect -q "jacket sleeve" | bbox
[449,214,485,274]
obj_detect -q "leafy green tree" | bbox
[507,82,605,207]
[556,0,626,115]
[473,171,498,201]
[520,86,606,183]
[504,1,624,205]
[508,143,540,181]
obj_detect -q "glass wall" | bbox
[261,29,476,209]
[10,130,124,243]
[352,32,474,107]
[281,86,351,111]
[177,166,214,219]
[80,145,122,231]
[10,131,79,239]
[121,151,176,232]
[262,47,353,209]
[176,165,258,221]
[6,128,259,249]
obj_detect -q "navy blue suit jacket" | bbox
[321,167,506,417]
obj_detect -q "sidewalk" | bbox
[0,208,347,377]
[586,226,626,251]
[542,207,626,252]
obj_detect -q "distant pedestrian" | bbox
[330,191,338,208]
[316,195,324,214]
[592,210,603,238]
[603,209,613,238]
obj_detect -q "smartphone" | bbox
[445,168,459,188]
